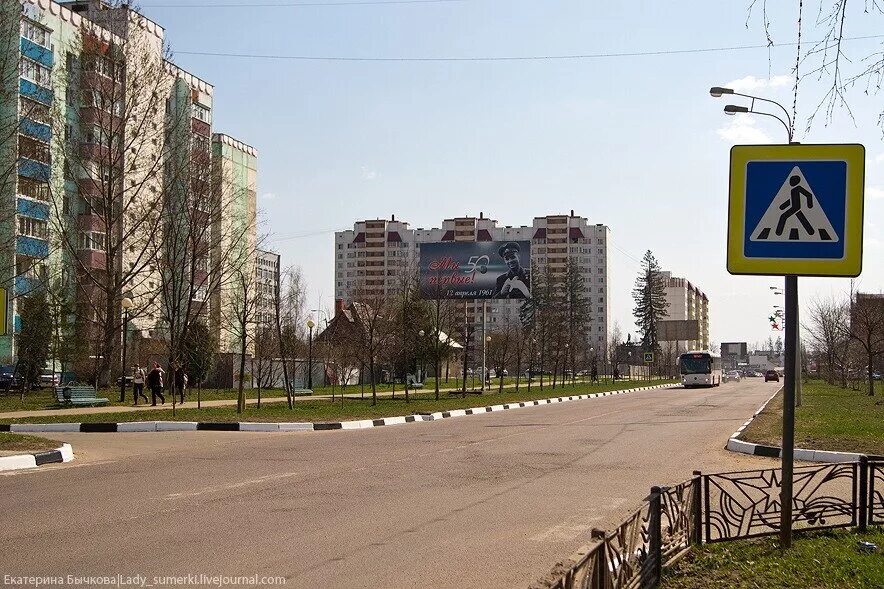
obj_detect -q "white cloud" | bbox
[724,74,792,93]
[260,192,277,200]
[716,114,774,144]
[867,186,884,200]
[875,153,884,164]
[360,165,378,181]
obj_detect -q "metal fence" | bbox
[540,457,883,589]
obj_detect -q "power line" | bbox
[142,0,464,7]
[173,34,884,63]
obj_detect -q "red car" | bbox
[764,370,780,382]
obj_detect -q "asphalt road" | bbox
[0,379,779,589]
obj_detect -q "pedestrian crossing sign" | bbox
[727,144,865,276]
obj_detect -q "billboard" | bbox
[657,319,700,342]
[419,241,531,300]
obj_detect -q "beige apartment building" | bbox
[334,211,611,355]
[660,271,710,352]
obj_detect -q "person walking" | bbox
[172,361,187,404]
[147,362,165,406]
[132,363,148,405]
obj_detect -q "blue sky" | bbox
[141,0,884,348]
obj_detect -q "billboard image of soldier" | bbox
[419,241,531,300]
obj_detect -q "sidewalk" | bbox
[0,378,670,420]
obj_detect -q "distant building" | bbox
[721,342,748,368]
[660,271,709,352]
[334,211,611,359]
[255,249,280,329]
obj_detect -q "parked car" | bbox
[35,369,61,389]
[0,366,22,391]
[726,370,741,382]
[764,370,780,382]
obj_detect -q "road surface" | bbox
[0,379,779,588]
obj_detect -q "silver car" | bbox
[726,370,741,382]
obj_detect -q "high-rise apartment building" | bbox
[660,271,710,351]
[0,0,256,373]
[255,249,280,329]
[334,211,611,353]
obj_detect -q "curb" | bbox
[725,387,884,463]
[0,443,74,472]
[0,384,675,434]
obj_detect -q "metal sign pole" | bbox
[780,274,798,549]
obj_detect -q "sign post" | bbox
[727,143,865,549]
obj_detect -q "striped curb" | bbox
[0,384,674,434]
[0,443,74,472]
[725,387,884,463]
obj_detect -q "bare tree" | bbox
[805,296,851,386]
[349,287,396,406]
[274,266,305,407]
[846,292,884,396]
[487,322,513,394]
[223,266,259,413]
[252,323,278,408]
[48,7,183,386]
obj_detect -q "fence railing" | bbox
[538,457,883,589]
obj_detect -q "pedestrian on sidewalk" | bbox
[147,362,165,406]
[172,361,187,404]
[132,363,149,405]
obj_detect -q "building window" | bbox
[191,103,211,124]
[18,135,50,164]
[18,216,48,239]
[19,57,51,87]
[21,20,51,48]
[19,96,50,124]
[17,176,49,201]
[78,231,106,251]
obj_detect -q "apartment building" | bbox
[334,211,612,355]
[0,0,256,369]
[255,249,280,329]
[660,271,710,351]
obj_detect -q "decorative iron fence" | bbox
[539,457,881,589]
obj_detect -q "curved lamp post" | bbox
[119,297,133,403]
[306,319,315,390]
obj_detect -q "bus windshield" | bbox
[680,355,711,374]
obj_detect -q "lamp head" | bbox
[121,297,134,310]
[724,104,749,116]
[710,86,734,98]
[307,319,315,329]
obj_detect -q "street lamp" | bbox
[711,85,793,142]
[119,297,133,403]
[483,335,491,390]
[306,319,315,390]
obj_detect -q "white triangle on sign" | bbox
[750,166,839,243]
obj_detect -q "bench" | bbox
[55,385,109,406]
[291,389,313,397]
[447,389,483,396]
[406,380,424,389]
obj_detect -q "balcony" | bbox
[20,37,54,68]
[16,198,50,221]
[19,118,51,143]
[18,158,49,181]
[16,235,48,258]
[19,78,52,105]
[76,177,102,198]
[79,106,123,129]
[78,249,107,270]
[15,275,42,296]
[78,213,106,232]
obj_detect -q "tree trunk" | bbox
[237,348,247,413]
[370,357,377,405]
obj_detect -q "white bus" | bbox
[678,351,723,388]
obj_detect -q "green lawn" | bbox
[0,375,585,413]
[740,380,884,455]
[0,432,59,453]
[662,527,884,589]
[0,379,674,424]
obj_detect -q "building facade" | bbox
[334,211,612,356]
[660,271,710,351]
[255,249,280,330]
[0,0,256,374]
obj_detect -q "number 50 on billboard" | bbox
[419,241,531,300]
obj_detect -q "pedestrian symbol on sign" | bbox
[750,166,838,243]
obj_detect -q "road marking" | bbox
[165,471,302,500]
